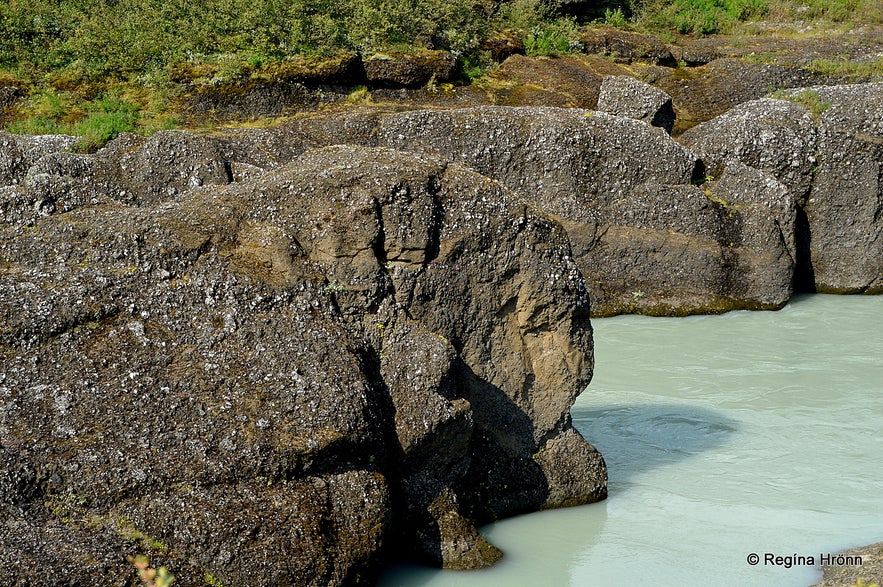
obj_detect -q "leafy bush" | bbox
[639,0,768,34]
[0,0,496,77]
[496,0,580,56]
[7,91,140,151]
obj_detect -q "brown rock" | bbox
[578,26,677,66]
[364,50,458,88]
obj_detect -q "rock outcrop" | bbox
[165,95,880,316]
[681,82,883,294]
[363,50,458,88]
[0,139,606,584]
[363,106,805,314]
[597,75,676,133]
[802,83,883,293]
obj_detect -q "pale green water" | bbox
[380,294,883,587]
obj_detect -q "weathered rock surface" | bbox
[184,100,872,315]
[491,54,632,109]
[680,82,883,294]
[578,27,676,66]
[364,50,458,88]
[679,97,818,203]
[0,140,606,583]
[641,58,830,135]
[584,163,797,314]
[597,75,676,133]
[365,105,808,314]
[803,83,883,293]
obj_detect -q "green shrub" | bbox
[7,91,139,151]
[604,7,630,26]
[639,0,768,34]
[770,88,831,120]
[524,23,579,56]
[496,0,580,56]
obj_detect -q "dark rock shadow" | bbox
[570,402,738,487]
[794,205,817,293]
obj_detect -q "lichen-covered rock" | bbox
[0,130,236,227]
[597,75,676,133]
[0,144,606,583]
[647,58,827,135]
[374,106,699,222]
[679,97,818,203]
[491,54,629,108]
[116,130,232,205]
[812,541,883,587]
[582,163,795,315]
[578,27,676,66]
[803,83,883,293]
[0,132,78,187]
[369,105,803,315]
[680,83,883,294]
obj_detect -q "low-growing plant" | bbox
[808,56,883,78]
[604,7,630,27]
[767,0,883,22]
[130,555,175,587]
[6,91,143,151]
[771,88,832,119]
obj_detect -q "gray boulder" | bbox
[584,163,795,315]
[0,131,237,228]
[363,50,458,88]
[679,97,818,204]
[597,75,676,133]
[0,132,78,187]
[804,83,883,293]
[370,105,800,314]
[0,144,606,583]
[680,83,883,294]
[374,106,698,222]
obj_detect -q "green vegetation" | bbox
[771,88,832,119]
[638,0,768,35]
[808,55,883,78]
[131,554,176,587]
[1,0,880,146]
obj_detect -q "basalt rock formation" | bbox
[139,89,879,316]
[1,76,880,585]
[0,139,606,584]
[682,82,883,294]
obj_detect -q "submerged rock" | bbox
[0,143,606,583]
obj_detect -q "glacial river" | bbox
[380,294,883,587]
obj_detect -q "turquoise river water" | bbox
[380,294,883,587]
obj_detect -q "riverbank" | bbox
[814,542,883,586]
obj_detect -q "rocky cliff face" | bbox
[1,78,879,585]
[0,139,605,584]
